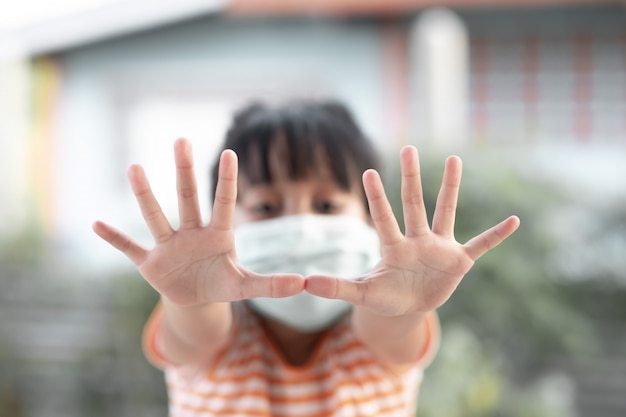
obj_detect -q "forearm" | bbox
[159,297,233,366]
[352,306,430,368]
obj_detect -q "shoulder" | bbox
[141,301,262,371]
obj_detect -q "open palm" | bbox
[93,138,304,306]
[305,146,520,316]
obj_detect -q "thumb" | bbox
[236,268,306,299]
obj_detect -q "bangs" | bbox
[237,118,355,191]
[210,100,380,207]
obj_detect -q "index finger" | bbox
[363,169,404,245]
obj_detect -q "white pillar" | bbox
[410,8,469,148]
[0,40,31,237]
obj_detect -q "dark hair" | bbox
[209,99,381,212]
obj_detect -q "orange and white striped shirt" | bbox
[143,302,439,417]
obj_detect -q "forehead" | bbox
[238,163,338,192]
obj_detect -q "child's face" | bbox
[234,161,368,227]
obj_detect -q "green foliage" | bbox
[0,220,47,265]
[0,261,167,417]
[75,271,166,414]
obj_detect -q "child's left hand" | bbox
[305,145,520,317]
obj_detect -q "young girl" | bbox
[93,100,519,416]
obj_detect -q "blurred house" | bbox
[0,1,625,416]
[0,0,624,268]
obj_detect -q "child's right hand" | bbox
[93,138,304,306]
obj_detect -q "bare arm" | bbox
[94,139,304,366]
[352,308,429,369]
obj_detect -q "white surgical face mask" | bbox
[234,214,381,332]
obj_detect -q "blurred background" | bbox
[0,0,625,416]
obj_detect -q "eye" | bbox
[238,184,281,220]
[314,200,341,214]
[253,202,280,216]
